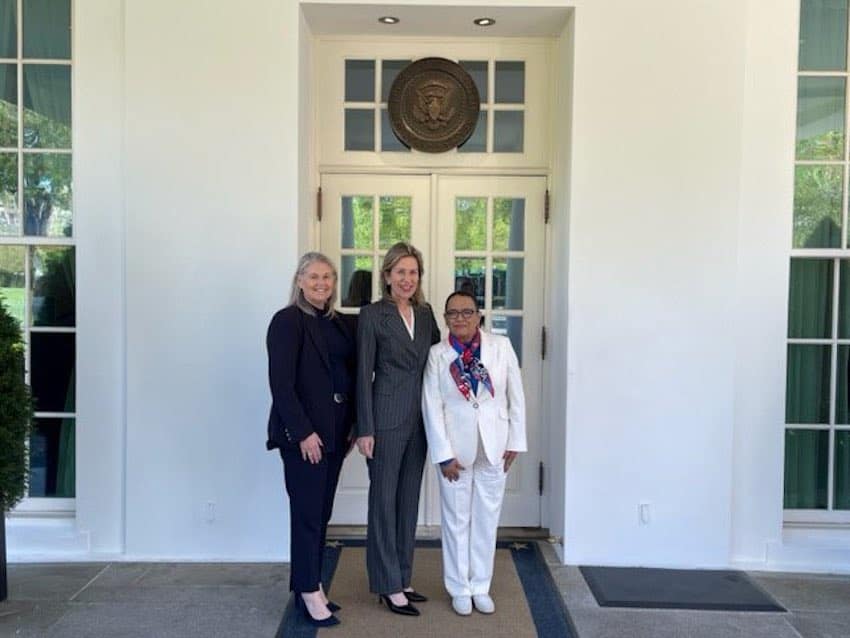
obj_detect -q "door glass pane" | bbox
[23,64,71,148]
[836,430,850,509]
[0,152,19,235]
[457,110,486,153]
[495,61,524,103]
[788,258,833,338]
[836,345,850,423]
[839,260,850,338]
[799,0,848,71]
[786,344,831,423]
[381,59,409,102]
[340,255,373,307]
[345,59,374,102]
[494,110,523,153]
[23,152,71,237]
[784,429,829,508]
[460,60,487,102]
[341,196,373,249]
[493,198,525,251]
[491,314,523,366]
[0,244,24,325]
[796,76,845,160]
[32,245,73,326]
[30,331,74,412]
[28,417,74,497]
[455,197,486,250]
[344,109,374,151]
[0,0,15,58]
[492,258,523,310]
[454,257,485,308]
[23,0,70,60]
[381,109,409,152]
[379,196,411,248]
[793,165,842,248]
[0,63,17,147]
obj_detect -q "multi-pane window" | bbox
[343,58,525,153]
[786,0,850,514]
[0,0,74,502]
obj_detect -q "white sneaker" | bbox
[472,594,495,614]
[452,596,472,615]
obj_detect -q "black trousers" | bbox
[280,406,348,593]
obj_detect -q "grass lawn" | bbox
[0,286,25,326]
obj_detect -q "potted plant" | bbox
[0,295,32,602]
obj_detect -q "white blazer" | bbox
[422,330,527,468]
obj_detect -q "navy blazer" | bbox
[266,305,357,453]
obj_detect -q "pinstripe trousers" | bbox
[366,422,427,594]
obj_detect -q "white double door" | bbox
[321,173,546,527]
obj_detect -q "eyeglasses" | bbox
[445,309,478,319]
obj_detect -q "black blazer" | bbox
[356,299,441,437]
[266,305,357,453]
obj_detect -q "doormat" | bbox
[579,565,786,612]
[277,539,577,638]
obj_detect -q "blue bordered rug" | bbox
[276,539,576,637]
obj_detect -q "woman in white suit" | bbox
[421,290,526,616]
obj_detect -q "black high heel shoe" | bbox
[403,589,428,603]
[379,594,420,616]
[327,601,341,613]
[294,594,340,627]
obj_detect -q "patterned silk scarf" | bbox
[449,330,495,401]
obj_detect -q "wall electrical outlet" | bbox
[204,501,216,523]
[639,501,651,525]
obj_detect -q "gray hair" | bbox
[288,251,338,317]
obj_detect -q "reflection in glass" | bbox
[799,0,848,71]
[836,431,850,509]
[491,315,523,366]
[837,346,850,424]
[495,61,525,103]
[793,165,842,248]
[788,258,832,338]
[797,77,845,160]
[344,109,374,151]
[379,196,411,248]
[381,108,409,152]
[494,110,524,153]
[0,245,24,325]
[839,261,850,338]
[381,60,409,102]
[0,63,16,147]
[786,344,831,424]
[492,258,523,310]
[455,257,486,309]
[32,246,74,326]
[28,417,74,497]
[455,197,486,250]
[341,196,373,249]
[493,198,525,251]
[0,0,15,58]
[458,111,486,153]
[784,429,828,508]
[23,64,71,148]
[341,255,373,307]
[345,59,374,102]
[0,152,19,235]
[460,60,488,102]
[30,331,74,412]
[23,0,70,59]
[24,152,71,237]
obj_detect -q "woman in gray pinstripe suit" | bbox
[355,242,441,616]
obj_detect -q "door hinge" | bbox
[544,189,550,224]
[538,462,544,495]
[541,325,547,360]
[316,186,323,222]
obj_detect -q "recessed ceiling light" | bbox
[378,16,399,25]
[473,17,496,27]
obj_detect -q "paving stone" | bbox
[6,564,109,601]
[0,600,71,637]
[753,573,850,613]
[788,611,850,638]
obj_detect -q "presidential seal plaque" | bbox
[387,57,480,153]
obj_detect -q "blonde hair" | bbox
[381,242,425,306]
[288,251,338,317]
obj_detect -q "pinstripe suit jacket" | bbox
[356,299,441,437]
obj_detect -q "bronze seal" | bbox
[387,57,480,153]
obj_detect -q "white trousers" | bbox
[438,437,507,597]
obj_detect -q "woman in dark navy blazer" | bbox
[266,252,356,628]
[355,242,441,616]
